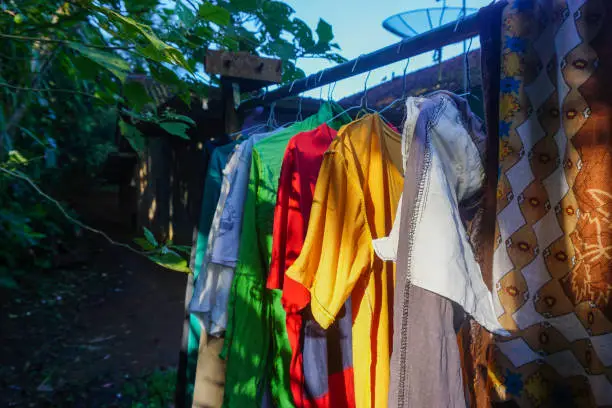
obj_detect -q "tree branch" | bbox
[3,47,61,150]
[1,82,97,97]
[0,33,136,50]
[0,166,146,257]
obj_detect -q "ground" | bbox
[0,190,187,407]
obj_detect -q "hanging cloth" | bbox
[190,127,284,336]
[221,102,351,408]
[267,123,355,408]
[374,92,506,408]
[286,114,403,408]
[488,1,612,406]
[181,139,237,408]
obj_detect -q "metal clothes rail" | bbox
[240,0,507,111]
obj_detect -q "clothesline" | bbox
[239,0,507,112]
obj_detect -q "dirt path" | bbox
[0,191,187,407]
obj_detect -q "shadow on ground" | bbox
[0,189,186,407]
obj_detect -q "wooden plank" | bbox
[221,79,241,136]
[205,50,282,84]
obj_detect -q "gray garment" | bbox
[389,92,491,408]
[388,285,466,408]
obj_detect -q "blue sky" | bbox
[283,0,494,98]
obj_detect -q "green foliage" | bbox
[67,42,131,82]
[0,177,74,289]
[122,368,176,407]
[198,3,231,26]
[0,0,344,281]
[134,227,190,273]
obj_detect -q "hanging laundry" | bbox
[221,103,351,408]
[374,92,505,407]
[286,113,403,408]
[191,141,239,278]
[190,127,283,336]
[267,123,355,408]
[183,139,237,408]
[186,107,272,408]
[488,1,612,406]
[190,125,286,407]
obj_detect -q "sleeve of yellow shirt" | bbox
[286,142,373,329]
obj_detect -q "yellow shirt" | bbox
[286,114,403,408]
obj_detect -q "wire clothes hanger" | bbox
[279,78,307,128]
[456,36,480,102]
[378,41,413,116]
[318,68,327,107]
[324,54,378,126]
[227,87,277,139]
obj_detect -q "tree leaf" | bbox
[316,19,334,45]
[291,18,315,50]
[198,3,231,26]
[176,1,196,28]
[260,1,294,39]
[148,252,190,273]
[123,81,153,112]
[159,122,191,139]
[143,227,158,248]
[18,127,47,147]
[119,120,146,155]
[227,0,259,13]
[93,6,193,73]
[8,150,28,164]
[67,42,130,82]
[134,237,155,251]
[168,244,192,256]
[149,62,183,89]
[267,39,295,60]
[69,54,100,81]
[161,112,196,126]
[0,276,19,289]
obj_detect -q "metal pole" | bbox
[240,1,506,111]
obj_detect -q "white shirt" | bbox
[374,94,506,334]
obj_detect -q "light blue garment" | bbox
[189,128,281,335]
[191,142,238,276]
[184,140,236,407]
[210,130,278,266]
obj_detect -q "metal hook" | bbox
[288,79,297,94]
[463,36,474,95]
[328,81,337,101]
[318,69,325,85]
[316,69,326,106]
[401,58,410,99]
[351,54,364,74]
[294,77,306,122]
[360,71,372,110]
[397,39,406,55]
[297,96,303,121]
[454,4,467,33]
[319,85,324,106]
[267,101,277,128]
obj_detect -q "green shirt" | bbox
[221,103,350,408]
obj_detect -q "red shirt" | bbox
[267,124,355,408]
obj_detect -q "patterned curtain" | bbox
[489,0,612,406]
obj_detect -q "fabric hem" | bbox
[310,292,335,329]
[209,257,238,268]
